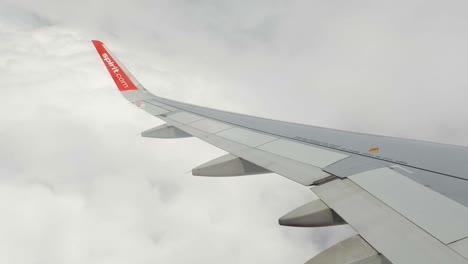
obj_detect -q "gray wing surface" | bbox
[93,40,468,264]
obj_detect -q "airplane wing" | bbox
[92,40,468,264]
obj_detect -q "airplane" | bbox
[92,40,468,264]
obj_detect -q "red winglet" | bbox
[92,40,138,91]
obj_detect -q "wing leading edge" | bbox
[92,40,468,264]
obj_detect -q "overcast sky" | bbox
[1,1,468,263]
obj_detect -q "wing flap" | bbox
[349,168,468,244]
[313,179,468,264]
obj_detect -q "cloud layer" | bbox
[1,1,468,263]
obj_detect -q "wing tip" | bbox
[92,40,139,91]
[92,40,104,46]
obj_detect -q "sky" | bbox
[1,0,468,263]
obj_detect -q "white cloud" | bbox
[1,1,467,263]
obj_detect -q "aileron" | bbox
[258,139,349,168]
